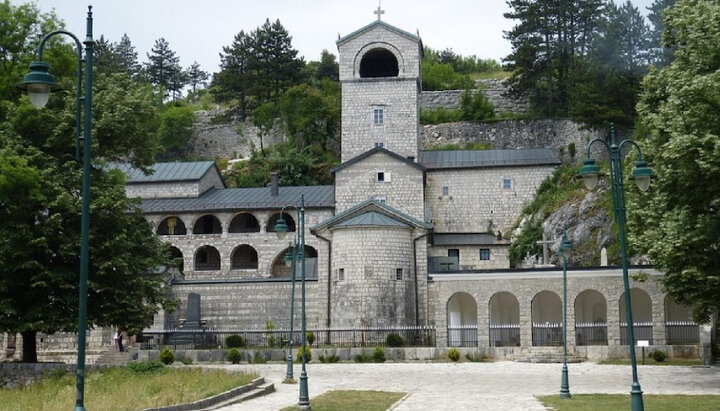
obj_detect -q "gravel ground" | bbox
[207,361,719,411]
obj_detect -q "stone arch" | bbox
[194,245,220,271]
[229,212,260,233]
[531,290,562,346]
[271,245,317,278]
[447,292,477,347]
[488,291,520,347]
[168,246,184,274]
[360,47,399,77]
[156,216,187,235]
[664,295,699,344]
[266,212,296,234]
[192,214,222,235]
[619,288,653,344]
[230,244,258,270]
[574,289,608,345]
[354,42,404,78]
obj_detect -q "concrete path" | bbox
[209,362,720,411]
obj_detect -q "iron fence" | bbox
[139,325,435,350]
[532,322,562,346]
[619,322,653,345]
[665,321,699,345]
[575,322,608,346]
[447,325,478,347]
[489,324,520,347]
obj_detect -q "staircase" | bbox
[94,348,137,366]
[515,347,584,363]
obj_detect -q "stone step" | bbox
[197,382,275,410]
[94,349,137,365]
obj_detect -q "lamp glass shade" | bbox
[284,251,293,268]
[274,217,288,240]
[631,160,653,192]
[27,83,51,109]
[578,158,600,190]
[19,61,56,109]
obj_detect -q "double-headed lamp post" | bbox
[578,124,653,411]
[274,195,310,410]
[558,228,572,399]
[18,6,94,411]
[282,241,298,382]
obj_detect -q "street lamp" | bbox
[275,195,310,410]
[282,240,297,382]
[18,7,94,411]
[578,124,653,411]
[557,228,572,399]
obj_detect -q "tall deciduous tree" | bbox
[632,0,720,322]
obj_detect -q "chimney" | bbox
[270,172,279,196]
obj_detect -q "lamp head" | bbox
[630,159,653,192]
[284,249,294,267]
[274,217,288,240]
[558,230,572,257]
[578,158,601,190]
[18,61,57,109]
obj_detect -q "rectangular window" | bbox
[373,196,387,204]
[448,249,459,258]
[396,268,403,280]
[374,142,384,148]
[338,268,345,281]
[373,108,384,125]
[377,172,385,182]
[502,179,512,189]
[442,186,450,196]
[480,249,491,260]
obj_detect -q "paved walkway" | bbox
[209,361,720,411]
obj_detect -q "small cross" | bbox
[536,232,554,265]
[374,2,385,21]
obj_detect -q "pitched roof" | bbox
[113,161,218,184]
[311,199,432,231]
[334,211,411,228]
[137,185,334,214]
[337,20,420,47]
[419,149,560,170]
[432,233,510,246]
[331,147,425,174]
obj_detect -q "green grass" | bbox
[470,70,512,80]
[597,357,704,366]
[279,390,406,411]
[539,394,720,411]
[0,365,257,411]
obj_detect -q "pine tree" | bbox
[145,37,183,98]
[116,33,141,78]
[185,61,209,94]
[647,0,678,67]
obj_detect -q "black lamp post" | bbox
[18,7,94,411]
[275,195,309,409]
[558,228,572,399]
[578,124,653,411]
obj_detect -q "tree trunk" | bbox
[21,330,37,363]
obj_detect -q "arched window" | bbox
[168,246,184,274]
[574,289,607,346]
[531,290,562,346]
[229,213,260,233]
[271,245,317,278]
[619,288,653,344]
[447,292,477,347]
[267,212,296,234]
[193,215,222,235]
[194,245,220,271]
[230,245,259,270]
[157,216,187,235]
[488,291,520,347]
[360,48,399,77]
[664,296,699,344]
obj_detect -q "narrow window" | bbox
[373,107,384,125]
[502,179,512,189]
[442,186,450,196]
[338,268,345,281]
[373,196,387,204]
[374,142,384,148]
[448,249,459,258]
[377,172,385,182]
[396,268,403,280]
[480,249,491,260]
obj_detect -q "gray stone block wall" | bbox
[420,80,530,114]
[428,245,509,270]
[338,25,421,81]
[126,181,201,199]
[334,153,424,219]
[426,165,556,234]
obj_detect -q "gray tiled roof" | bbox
[337,20,420,46]
[331,147,425,174]
[334,211,411,228]
[138,185,334,213]
[432,233,508,246]
[312,199,432,231]
[419,149,560,170]
[114,161,216,183]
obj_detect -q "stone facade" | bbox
[420,79,530,114]
[428,245,509,270]
[125,167,224,199]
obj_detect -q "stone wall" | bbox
[428,245,509,270]
[125,167,224,200]
[420,79,529,114]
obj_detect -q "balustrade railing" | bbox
[489,324,520,347]
[575,322,608,346]
[665,321,699,345]
[532,322,562,346]
[447,325,478,347]
[619,322,653,345]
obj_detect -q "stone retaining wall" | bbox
[420,79,530,114]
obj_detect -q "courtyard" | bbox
[209,361,720,410]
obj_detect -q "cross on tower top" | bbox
[374,2,385,21]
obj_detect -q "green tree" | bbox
[421,61,474,90]
[647,0,678,67]
[144,37,183,99]
[633,0,720,322]
[459,87,494,121]
[213,30,253,117]
[185,61,209,94]
[157,104,195,158]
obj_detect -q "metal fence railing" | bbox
[532,322,562,346]
[665,321,700,345]
[575,322,608,346]
[620,322,653,345]
[447,325,478,347]
[139,325,436,350]
[489,324,520,347]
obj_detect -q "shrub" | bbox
[459,88,494,121]
[126,360,165,373]
[319,354,340,363]
[182,357,193,365]
[226,334,246,348]
[297,345,312,363]
[227,348,243,364]
[385,333,404,347]
[448,347,460,362]
[354,350,373,363]
[465,352,488,362]
[159,348,175,365]
[372,346,386,363]
[250,353,267,364]
[649,350,667,362]
[306,331,316,346]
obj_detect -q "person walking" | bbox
[113,329,119,350]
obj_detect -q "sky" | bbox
[19,0,656,75]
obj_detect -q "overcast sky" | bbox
[20,0,656,75]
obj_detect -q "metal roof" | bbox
[337,20,420,46]
[334,211,411,228]
[312,198,432,231]
[432,233,509,246]
[114,161,216,183]
[138,185,334,213]
[331,146,425,174]
[419,149,560,170]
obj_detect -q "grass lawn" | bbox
[539,394,720,411]
[279,390,406,411]
[0,364,257,411]
[598,357,704,366]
